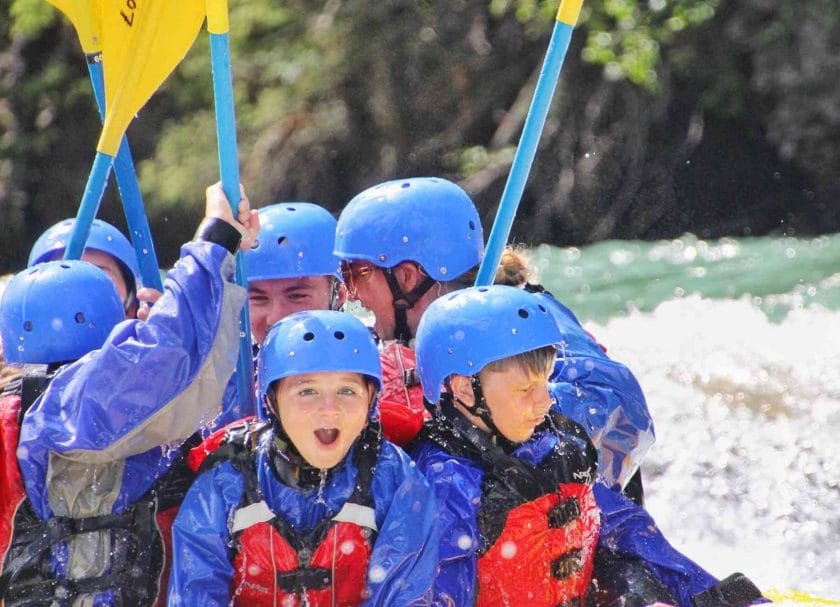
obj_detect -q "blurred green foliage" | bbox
[1,0,837,271]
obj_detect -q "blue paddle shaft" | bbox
[87,56,163,291]
[210,31,257,414]
[475,20,574,286]
[64,151,113,261]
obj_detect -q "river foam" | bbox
[588,295,840,598]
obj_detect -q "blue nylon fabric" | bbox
[169,440,439,606]
[18,240,237,518]
[215,374,255,430]
[414,428,720,606]
[594,482,719,606]
[412,429,562,606]
[535,290,656,489]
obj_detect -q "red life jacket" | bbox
[477,482,600,607]
[378,342,429,446]
[193,420,381,607]
[0,366,191,607]
[425,401,601,606]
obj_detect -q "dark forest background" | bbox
[1,0,838,273]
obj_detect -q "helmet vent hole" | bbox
[251,239,261,250]
[477,287,488,292]
[401,183,411,189]
[469,220,476,230]
[277,236,288,247]
[334,331,345,340]
[75,312,86,324]
[60,263,71,269]
[517,308,529,319]
[23,321,33,332]
[303,332,315,342]
[287,207,297,212]
[538,304,547,313]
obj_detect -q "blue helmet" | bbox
[28,218,142,291]
[0,261,125,365]
[258,310,382,400]
[415,285,561,402]
[245,203,342,282]
[334,177,484,280]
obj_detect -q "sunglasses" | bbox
[340,261,377,292]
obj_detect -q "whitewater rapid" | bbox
[588,295,840,598]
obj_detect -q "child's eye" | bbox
[297,388,318,396]
[337,386,358,396]
[249,295,269,305]
[288,293,311,302]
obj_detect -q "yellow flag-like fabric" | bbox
[98,0,206,156]
[47,0,102,53]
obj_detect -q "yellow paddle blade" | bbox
[47,0,101,53]
[765,589,840,606]
[97,0,206,156]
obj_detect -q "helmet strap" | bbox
[382,266,436,344]
[328,276,342,311]
[454,375,510,447]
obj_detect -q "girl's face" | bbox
[272,371,372,470]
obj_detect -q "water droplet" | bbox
[402,236,409,243]
[368,564,387,584]
[511,328,518,335]
[289,350,295,357]
[457,534,472,550]
[440,266,448,275]
[500,541,517,559]
[340,540,355,555]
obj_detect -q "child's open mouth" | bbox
[314,428,339,446]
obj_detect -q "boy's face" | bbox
[249,276,338,343]
[477,362,554,443]
[272,371,372,469]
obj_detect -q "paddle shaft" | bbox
[209,28,257,414]
[87,54,163,291]
[475,4,581,287]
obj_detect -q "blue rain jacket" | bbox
[533,289,655,490]
[18,240,245,519]
[413,429,566,606]
[414,433,721,607]
[595,482,720,606]
[168,438,439,606]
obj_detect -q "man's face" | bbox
[341,261,396,340]
[248,276,335,344]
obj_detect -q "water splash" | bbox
[588,296,840,598]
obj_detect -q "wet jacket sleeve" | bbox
[364,443,440,606]
[18,240,246,516]
[412,443,482,607]
[536,291,656,490]
[594,482,719,606]
[168,461,245,606]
